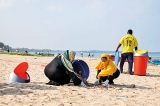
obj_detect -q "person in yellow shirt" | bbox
[116,29,138,75]
[94,54,120,86]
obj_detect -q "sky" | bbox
[0,0,160,52]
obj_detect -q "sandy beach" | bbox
[0,54,160,106]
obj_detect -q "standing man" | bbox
[116,29,138,75]
[81,52,83,57]
[88,52,91,58]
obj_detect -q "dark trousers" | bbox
[96,69,120,84]
[120,53,133,74]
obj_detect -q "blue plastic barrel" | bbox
[72,59,90,80]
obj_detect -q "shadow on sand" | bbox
[114,84,152,90]
[145,74,160,78]
[0,82,57,96]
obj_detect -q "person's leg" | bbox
[120,53,127,73]
[108,69,120,84]
[113,69,120,79]
[100,76,108,84]
[100,76,108,82]
[127,53,134,74]
[107,75,114,84]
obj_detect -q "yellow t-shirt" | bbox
[119,34,138,54]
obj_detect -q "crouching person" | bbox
[94,54,120,87]
[44,50,87,87]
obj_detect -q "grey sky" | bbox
[0,0,160,52]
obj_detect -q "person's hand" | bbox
[80,81,87,87]
[102,80,109,87]
[94,79,100,85]
[116,49,118,52]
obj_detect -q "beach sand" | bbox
[0,54,160,106]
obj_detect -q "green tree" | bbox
[0,42,4,48]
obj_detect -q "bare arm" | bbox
[116,44,121,52]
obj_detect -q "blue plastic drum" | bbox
[72,59,90,80]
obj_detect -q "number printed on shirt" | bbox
[127,40,132,46]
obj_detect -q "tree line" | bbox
[0,42,11,51]
[0,41,51,53]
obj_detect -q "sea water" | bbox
[30,51,160,60]
[48,51,160,60]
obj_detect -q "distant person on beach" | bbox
[92,53,94,57]
[116,29,138,75]
[88,52,91,58]
[94,54,120,86]
[41,51,43,56]
[81,52,83,57]
[44,50,87,87]
[25,50,28,53]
